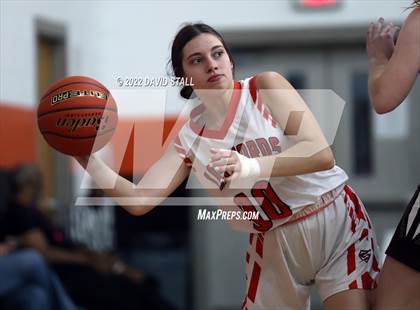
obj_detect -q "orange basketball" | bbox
[37,76,118,156]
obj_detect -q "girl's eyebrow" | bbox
[186,45,224,60]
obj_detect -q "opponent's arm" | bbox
[75,143,190,216]
[367,11,420,114]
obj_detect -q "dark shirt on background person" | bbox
[1,200,175,310]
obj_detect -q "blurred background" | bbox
[0,1,419,309]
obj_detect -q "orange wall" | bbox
[0,102,36,168]
[0,102,185,175]
[110,116,186,176]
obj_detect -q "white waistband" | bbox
[281,183,346,227]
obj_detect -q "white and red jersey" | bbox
[174,76,348,233]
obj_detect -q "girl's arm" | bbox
[254,71,334,178]
[210,71,334,181]
[76,143,190,216]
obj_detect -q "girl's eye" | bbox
[214,51,224,57]
[192,58,201,64]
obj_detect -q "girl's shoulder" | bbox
[248,71,292,91]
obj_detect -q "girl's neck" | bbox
[197,80,234,127]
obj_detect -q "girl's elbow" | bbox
[122,202,154,216]
[130,208,145,216]
[131,205,155,216]
[324,156,335,170]
[122,205,143,216]
[318,148,335,171]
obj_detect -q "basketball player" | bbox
[366,2,420,309]
[76,23,380,309]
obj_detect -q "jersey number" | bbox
[233,180,292,232]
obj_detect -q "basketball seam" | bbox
[38,106,118,118]
[41,127,116,139]
[40,81,109,100]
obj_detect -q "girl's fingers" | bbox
[210,148,232,161]
[211,157,236,168]
[214,164,239,173]
[224,172,239,183]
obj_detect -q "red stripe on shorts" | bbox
[247,262,261,303]
[249,233,254,245]
[366,215,372,229]
[372,255,380,272]
[362,272,374,289]
[348,207,356,233]
[256,236,263,258]
[344,186,365,221]
[241,296,246,310]
[359,228,369,241]
[371,239,380,272]
[347,243,356,275]
[349,280,358,289]
[241,297,247,310]
[360,200,372,229]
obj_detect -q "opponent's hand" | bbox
[209,148,261,182]
[367,17,399,62]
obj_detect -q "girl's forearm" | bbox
[257,144,334,178]
[77,155,158,216]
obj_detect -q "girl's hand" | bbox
[367,17,399,62]
[209,148,261,182]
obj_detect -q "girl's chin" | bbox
[206,79,232,90]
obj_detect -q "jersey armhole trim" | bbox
[248,75,278,129]
[174,136,193,168]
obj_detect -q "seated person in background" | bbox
[3,164,174,310]
[69,187,117,254]
[0,234,75,309]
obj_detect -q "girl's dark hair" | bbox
[169,23,235,99]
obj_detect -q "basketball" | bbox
[37,76,118,156]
